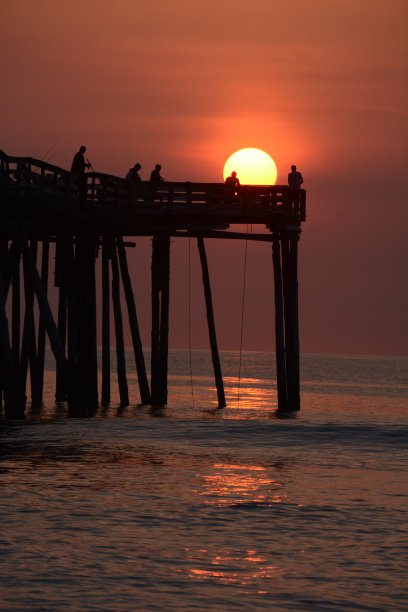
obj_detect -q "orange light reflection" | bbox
[180,547,288,589]
[223,377,277,411]
[183,463,292,589]
[196,463,287,507]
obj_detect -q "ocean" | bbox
[0,351,407,611]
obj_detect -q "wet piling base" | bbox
[273,229,300,413]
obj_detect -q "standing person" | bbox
[71,146,91,175]
[288,164,304,189]
[126,162,142,182]
[149,164,166,185]
[288,164,304,210]
[71,145,91,203]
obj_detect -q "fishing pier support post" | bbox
[0,152,306,418]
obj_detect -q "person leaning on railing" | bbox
[149,164,168,204]
[224,170,240,203]
[149,164,166,186]
[126,162,142,183]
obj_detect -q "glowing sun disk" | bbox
[223,148,277,185]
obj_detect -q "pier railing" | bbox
[0,152,306,221]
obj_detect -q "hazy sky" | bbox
[2,0,407,355]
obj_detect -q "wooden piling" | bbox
[66,236,78,392]
[0,265,19,418]
[20,240,73,398]
[0,239,5,415]
[20,240,37,411]
[158,235,170,406]
[29,241,39,407]
[74,233,98,414]
[110,236,129,407]
[285,231,300,410]
[55,237,68,401]
[272,235,288,411]
[197,237,226,408]
[11,242,21,365]
[281,231,300,411]
[101,234,111,405]
[150,234,171,406]
[0,240,9,289]
[31,239,49,406]
[151,237,160,404]
[116,236,151,405]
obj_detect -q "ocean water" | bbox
[0,351,407,611]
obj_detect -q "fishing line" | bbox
[188,237,195,407]
[41,137,62,162]
[46,148,66,163]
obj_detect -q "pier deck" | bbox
[0,152,306,418]
[0,154,305,235]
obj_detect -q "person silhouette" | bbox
[288,164,304,209]
[288,165,303,189]
[149,164,165,185]
[224,171,240,189]
[224,171,240,203]
[70,146,91,203]
[126,162,142,182]
[71,146,91,175]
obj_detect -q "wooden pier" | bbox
[0,151,306,418]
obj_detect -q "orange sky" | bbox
[2,0,408,355]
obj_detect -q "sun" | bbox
[223,148,278,185]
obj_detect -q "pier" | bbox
[0,151,306,418]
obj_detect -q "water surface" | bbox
[1,352,407,610]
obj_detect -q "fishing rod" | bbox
[86,158,95,171]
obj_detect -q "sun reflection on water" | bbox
[181,546,289,590]
[180,463,291,590]
[223,378,277,412]
[197,463,287,507]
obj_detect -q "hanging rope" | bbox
[237,224,250,407]
[188,237,195,407]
